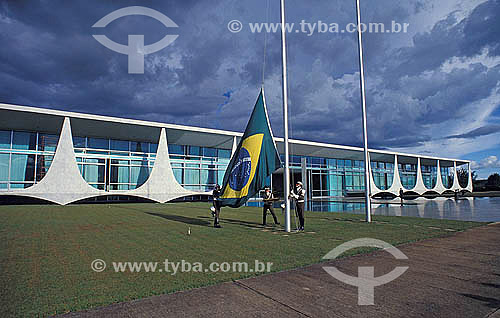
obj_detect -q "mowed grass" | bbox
[0,202,485,317]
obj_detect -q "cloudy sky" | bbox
[0,0,499,178]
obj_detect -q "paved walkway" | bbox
[64,223,500,318]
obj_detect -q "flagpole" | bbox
[356,0,372,223]
[280,0,291,232]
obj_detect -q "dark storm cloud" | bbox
[446,124,500,139]
[0,0,499,155]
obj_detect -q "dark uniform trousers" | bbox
[263,203,278,225]
[296,201,305,228]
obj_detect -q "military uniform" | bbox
[212,186,222,228]
[262,189,279,226]
[290,183,306,231]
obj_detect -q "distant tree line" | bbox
[473,172,500,192]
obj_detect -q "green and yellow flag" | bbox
[220,89,281,208]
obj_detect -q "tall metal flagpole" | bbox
[280,0,291,232]
[356,0,372,223]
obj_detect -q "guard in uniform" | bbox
[290,181,306,231]
[212,184,222,228]
[262,187,280,226]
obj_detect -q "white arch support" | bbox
[466,163,473,192]
[118,128,200,202]
[369,154,403,197]
[0,117,104,204]
[411,157,428,195]
[451,161,461,192]
[432,160,447,194]
[0,118,207,205]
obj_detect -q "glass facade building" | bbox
[0,127,464,199]
[0,130,58,190]
[0,102,471,205]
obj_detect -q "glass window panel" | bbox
[85,158,105,164]
[12,131,36,150]
[188,146,200,156]
[0,130,11,149]
[150,143,158,154]
[200,169,217,185]
[0,183,7,189]
[0,153,9,181]
[130,166,149,186]
[88,138,109,150]
[173,168,183,184]
[130,141,148,153]
[118,166,129,183]
[185,169,200,184]
[10,183,34,189]
[217,170,224,185]
[83,165,105,183]
[168,144,184,155]
[73,137,86,148]
[38,134,59,152]
[218,149,231,159]
[203,147,217,157]
[110,139,129,151]
[36,155,53,182]
[10,154,35,182]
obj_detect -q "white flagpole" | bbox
[280,0,291,232]
[356,0,372,223]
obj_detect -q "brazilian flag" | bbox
[220,89,281,208]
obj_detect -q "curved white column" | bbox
[0,119,207,205]
[411,157,428,195]
[0,117,104,204]
[466,163,473,192]
[231,136,238,157]
[432,160,447,194]
[120,128,200,202]
[387,155,403,195]
[369,154,404,197]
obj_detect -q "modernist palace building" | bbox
[0,103,472,205]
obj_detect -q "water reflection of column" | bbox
[415,197,425,217]
[435,198,445,219]
[423,199,438,219]
[457,197,472,220]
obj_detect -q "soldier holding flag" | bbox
[290,181,306,231]
[262,187,280,226]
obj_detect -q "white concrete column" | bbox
[387,155,403,195]
[466,162,473,192]
[127,128,198,202]
[231,136,238,158]
[369,156,381,196]
[433,160,446,194]
[412,157,427,195]
[0,117,103,205]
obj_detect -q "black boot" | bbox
[214,218,222,228]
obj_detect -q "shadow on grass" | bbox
[199,216,269,229]
[146,212,211,226]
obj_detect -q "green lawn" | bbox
[0,202,485,317]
